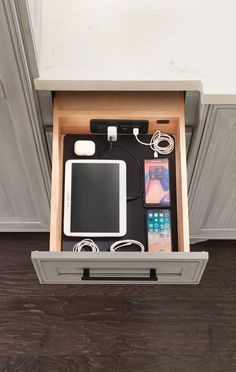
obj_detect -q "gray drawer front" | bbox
[32,251,208,285]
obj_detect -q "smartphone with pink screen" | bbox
[144,159,170,207]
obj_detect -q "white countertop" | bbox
[34,0,236,104]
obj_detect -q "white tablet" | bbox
[63,159,127,237]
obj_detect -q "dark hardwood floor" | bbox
[0,233,235,372]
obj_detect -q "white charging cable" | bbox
[73,239,99,252]
[110,239,145,252]
[72,239,144,253]
[133,128,174,158]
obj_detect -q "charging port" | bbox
[90,119,149,134]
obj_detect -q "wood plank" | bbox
[49,98,64,252]
[0,295,125,323]
[175,92,190,252]
[37,355,115,372]
[7,356,37,372]
[208,325,236,354]
[56,91,180,113]
[0,357,8,372]
[126,296,236,325]
[114,352,236,372]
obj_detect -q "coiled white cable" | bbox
[134,129,174,158]
[110,239,145,252]
[73,239,99,252]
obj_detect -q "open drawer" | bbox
[32,92,208,284]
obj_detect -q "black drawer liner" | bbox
[61,134,178,252]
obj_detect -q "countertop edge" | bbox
[34,79,236,105]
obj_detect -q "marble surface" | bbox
[34,0,236,103]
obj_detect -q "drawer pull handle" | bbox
[81,268,158,281]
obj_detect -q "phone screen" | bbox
[144,159,170,206]
[147,209,172,252]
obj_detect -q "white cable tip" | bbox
[133,128,140,136]
[107,126,117,142]
[154,151,158,158]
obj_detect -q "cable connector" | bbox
[107,126,117,142]
[133,128,139,136]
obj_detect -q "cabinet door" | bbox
[0,2,50,231]
[189,106,236,239]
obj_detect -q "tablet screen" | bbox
[70,163,120,233]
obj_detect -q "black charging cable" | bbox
[100,141,143,202]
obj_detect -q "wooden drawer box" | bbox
[32,92,208,284]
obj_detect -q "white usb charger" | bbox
[107,126,118,142]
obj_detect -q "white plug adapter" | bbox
[74,140,96,156]
[133,128,140,136]
[107,126,118,142]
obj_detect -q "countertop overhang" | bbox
[34,0,236,104]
